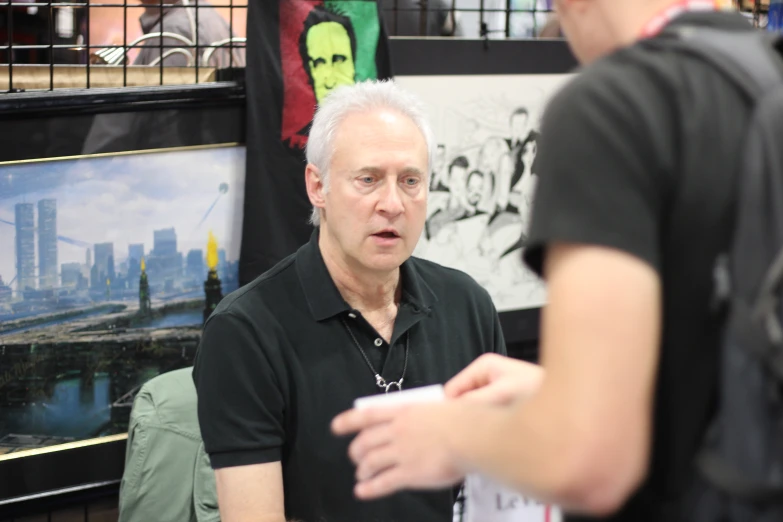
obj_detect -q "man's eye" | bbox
[361,177,374,184]
[404,177,419,186]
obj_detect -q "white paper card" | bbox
[353,385,562,522]
[464,474,562,522]
[354,384,446,409]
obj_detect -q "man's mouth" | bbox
[373,230,400,239]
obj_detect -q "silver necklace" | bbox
[341,317,410,393]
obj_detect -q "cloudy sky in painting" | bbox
[0,146,245,285]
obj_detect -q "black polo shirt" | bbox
[193,230,506,522]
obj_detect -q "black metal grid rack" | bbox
[382,0,555,39]
[0,0,564,94]
[1,0,247,93]
[0,0,769,94]
[381,1,765,40]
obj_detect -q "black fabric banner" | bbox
[240,0,393,285]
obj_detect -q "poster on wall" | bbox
[0,145,245,455]
[279,0,389,150]
[396,74,574,313]
[239,0,393,285]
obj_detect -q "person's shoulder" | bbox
[538,39,705,170]
[408,257,494,307]
[545,46,679,126]
[552,27,748,120]
[209,252,298,321]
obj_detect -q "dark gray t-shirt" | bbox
[524,11,759,522]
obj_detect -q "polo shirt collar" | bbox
[295,228,437,321]
[399,256,437,314]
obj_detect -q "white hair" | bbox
[305,79,435,226]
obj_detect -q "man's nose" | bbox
[377,182,404,216]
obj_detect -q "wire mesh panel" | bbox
[0,0,765,93]
[1,0,247,92]
[381,0,764,39]
[380,0,554,38]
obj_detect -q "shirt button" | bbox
[374,338,383,347]
[348,312,356,319]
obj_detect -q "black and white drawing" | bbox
[397,74,573,312]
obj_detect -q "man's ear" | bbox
[305,164,326,210]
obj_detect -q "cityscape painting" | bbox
[0,145,245,454]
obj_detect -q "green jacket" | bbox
[118,367,220,522]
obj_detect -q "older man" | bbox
[192,80,506,522]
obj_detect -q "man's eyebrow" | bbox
[355,166,425,176]
[356,167,384,175]
[400,167,425,177]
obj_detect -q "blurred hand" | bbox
[445,353,544,406]
[331,402,466,500]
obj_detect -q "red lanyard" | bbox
[640,0,723,38]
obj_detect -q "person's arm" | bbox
[445,353,543,406]
[215,462,285,522]
[448,242,661,515]
[193,310,289,521]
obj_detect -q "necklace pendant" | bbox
[343,319,410,397]
[385,381,403,393]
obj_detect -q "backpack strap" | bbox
[650,26,783,100]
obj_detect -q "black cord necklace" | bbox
[341,317,409,393]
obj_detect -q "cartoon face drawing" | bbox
[304,20,356,102]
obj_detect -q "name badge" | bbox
[463,474,562,522]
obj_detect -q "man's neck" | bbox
[318,228,401,314]
[609,0,705,48]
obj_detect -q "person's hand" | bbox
[331,402,466,500]
[445,353,543,406]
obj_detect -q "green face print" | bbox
[306,21,356,103]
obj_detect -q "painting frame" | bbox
[0,140,246,504]
[0,84,245,507]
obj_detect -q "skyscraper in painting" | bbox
[92,243,115,289]
[38,199,58,289]
[127,243,144,283]
[14,203,35,293]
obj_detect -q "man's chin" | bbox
[360,251,410,274]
